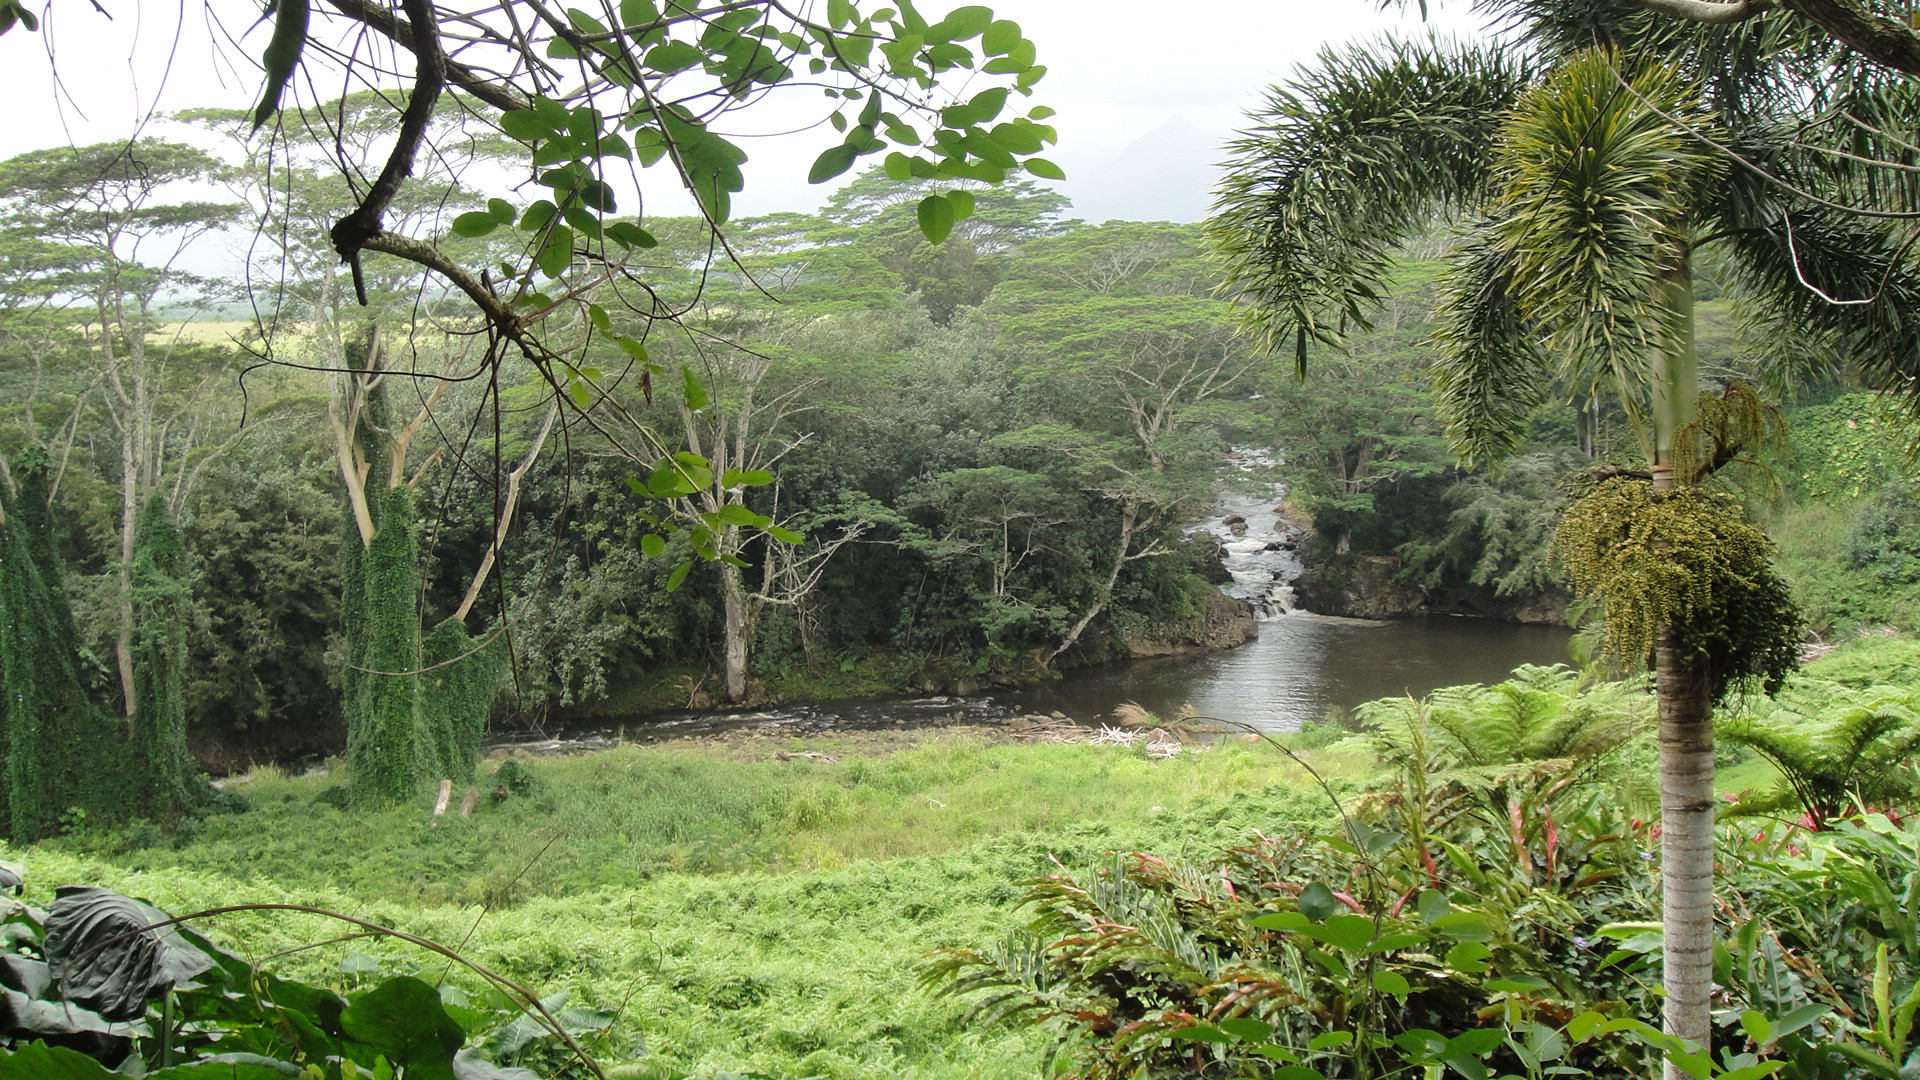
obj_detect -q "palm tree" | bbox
[1212,11,1920,1072]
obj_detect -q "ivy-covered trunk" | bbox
[0,453,125,841]
[342,485,428,803]
[129,494,195,817]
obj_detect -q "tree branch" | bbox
[1625,0,1774,24]
[319,0,527,113]
[1780,0,1920,76]
[328,0,449,304]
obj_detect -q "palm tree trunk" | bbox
[1652,255,1714,1076]
[1657,623,1716,1075]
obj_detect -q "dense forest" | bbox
[9,1,1920,1080]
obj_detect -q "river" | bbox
[510,456,1573,749]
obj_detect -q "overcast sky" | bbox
[2,0,1485,224]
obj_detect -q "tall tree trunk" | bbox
[1657,622,1716,1076]
[1652,253,1713,1077]
[720,555,751,704]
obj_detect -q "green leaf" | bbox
[606,222,658,249]
[916,194,955,244]
[486,198,516,222]
[1296,881,1339,922]
[1251,911,1310,932]
[538,225,574,278]
[927,4,991,41]
[1308,1030,1355,1051]
[1271,1068,1326,1080]
[1313,914,1376,952]
[1445,941,1492,974]
[641,534,666,559]
[883,152,914,181]
[809,143,861,184]
[1170,1025,1232,1043]
[1431,911,1493,941]
[1023,156,1064,180]
[716,504,768,527]
[645,40,704,73]
[0,1042,121,1078]
[1485,975,1552,994]
[619,0,659,27]
[501,109,550,141]
[981,18,1019,55]
[520,200,557,231]
[681,367,709,410]
[826,0,854,27]
[565,6,607,33]
[945,188,974,219]
[1218,1017,1273,1042]
[579,179,617,212]
[614,335,650,364]
[765,525,804,544]
[1416,889,1451,923]
[339,977,463,1080]
[450,212,500,238]
[1372,970,1412,996]
[721,468,775,488]
[587,304,612,333]
[664,560,692,591]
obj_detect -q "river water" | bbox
[511,456,1573,749]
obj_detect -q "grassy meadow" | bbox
[4,731,1367,1080]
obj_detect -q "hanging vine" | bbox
[130,494,196,817]
[1555,477,1800,704]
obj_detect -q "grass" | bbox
[10,638,1912,1079]
[4,732,1362,1080]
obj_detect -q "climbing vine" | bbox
[0,451,130,841]
[129,494,196,817]
[342,484,428,804]
[1555,477,1800,704]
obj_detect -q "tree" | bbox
[0,141,244,719]
[1213,21,1920,1072]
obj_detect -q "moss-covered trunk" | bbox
[129,494,195,817]
[343,485,428,804]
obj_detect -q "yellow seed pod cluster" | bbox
[1554,477,1800,703]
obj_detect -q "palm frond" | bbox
[1210,37,1531,368]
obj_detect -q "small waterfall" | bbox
[1190,448,1305,621]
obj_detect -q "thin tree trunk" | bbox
[720,556,751,703]
[1657,624,1716,1074]
[1047,503,1138,665]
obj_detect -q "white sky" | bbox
[1,0,1485,223]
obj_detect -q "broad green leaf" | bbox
[1296,881,1339,922]
[1272,1068,1326,1080]
[646,40,703,73]
[339,977,463,1080]
[565,6,606,34]
[809,143,860,184]
[883,152,914,181]
[1023,156,1064,180]
[587,304,612,333]
[606,222,658,248]
[1430,911,1492,941]
[664,560,692,592]
[450,212,500,238]
[1313,914,1375,952]
[1218,1017,1273,1042]
[945,188,974,219]
[1485,975,1552,994]
[722,468,775,488]
[715,504,766,527]
[681,366,709,410]
[579,179,617,212]
[520,200,557,231]
[765,525,804,544]
[916,194,955,244]
[486,198,515,222]
[614,335,650,364]
[1372,970,1412,996]
[619,0,658,27]
[0,1042,120,1078]
[640,534,666,559]
[1251,911,1309,931]
[981,17,1020,55]
[1308,1030,1354,1050]
[927,4,991,41]
[501,110,550,141]
[826,0,854,27]
[1169,1024,1231,1043]
[1416,889,1451,923]
[1445,941,1492,974]
[537,225,574,278]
